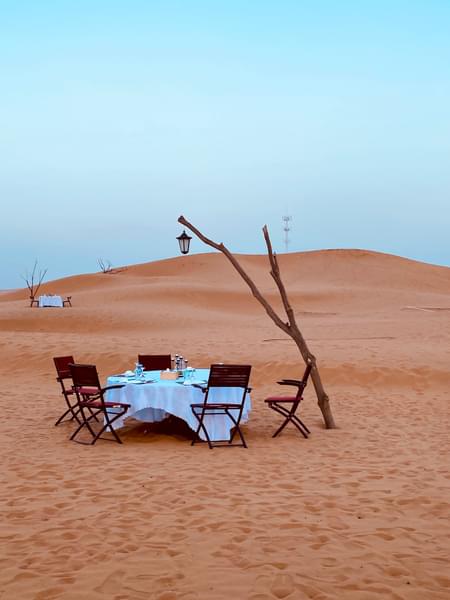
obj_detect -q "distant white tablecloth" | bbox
[105,369,251,442]
[39,295,63,307]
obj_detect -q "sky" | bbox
[1,0,449,289]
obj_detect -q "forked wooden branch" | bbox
[178,217,290,335]
[21,260,47,298]
[263,226,297,329]
[178,215,336,429]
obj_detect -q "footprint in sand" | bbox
[270,573,295,599]
[94,568,126,594]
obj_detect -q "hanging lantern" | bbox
[176,230,192,254]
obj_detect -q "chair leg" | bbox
[291,415,311,435]
[70,407,126,445]
[191,408,247,449]
[226,409,247,448]
[92,410,126,444]
[191,412,213,449]
[55,406,81,426]
[55,395,82,426]
[55,409,71,426]
[272,416,292,438]
[269,402,309,439]
[85,404,100,422]
[70,403,100,444]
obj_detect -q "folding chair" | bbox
[138,354,172,371]
[30,295,39,307]
[63,296,72,307]
[53,356,81,426]
[69,363,129,445]
[264,362,313,439]
[191,364,252,449]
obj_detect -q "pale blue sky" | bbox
[1,1,449,288]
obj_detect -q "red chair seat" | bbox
[77,386,101,395]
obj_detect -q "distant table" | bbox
[105,369,252,441]
[39,295,63,307]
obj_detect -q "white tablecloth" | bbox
[39,295,63,307]
[105,369,251,442]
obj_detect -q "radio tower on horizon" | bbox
[282,215,292,253]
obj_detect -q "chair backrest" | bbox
[296,362,313,397]
[207,364,252,389]
[301,362,313,385]
[138,354,172,371]
[54,355,75,380]
[69,363,101,391]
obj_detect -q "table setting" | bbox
[104,364,251,441]
[39,295,63,308]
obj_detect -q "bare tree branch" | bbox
[178,215,336,429]
[178,216,291,335]
[263,225,297,327]
[98,258,113,274]
[97,259,127,275]
[21,260,47,301]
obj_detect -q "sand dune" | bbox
[0,249,449,599]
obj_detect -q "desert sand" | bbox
[0,249,449,600]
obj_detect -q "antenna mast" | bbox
[282,215,292,253]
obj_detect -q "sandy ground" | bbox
[0,250,449,600]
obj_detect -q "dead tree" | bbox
[98,258,113,274]
[178,215,336,429]
[21,260,47,305]
[97,259,127,275]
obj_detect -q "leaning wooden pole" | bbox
[178,215,336,429]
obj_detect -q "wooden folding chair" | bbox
[264,362,313,439]
[191,364,252,449]
[30,295,39,307]
[69,364,129,445]
[138,354,172,371]
[63,296,72,307]
[53,356,81,426]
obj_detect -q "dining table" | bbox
[39,295,63,307]
[104,368,252,442]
